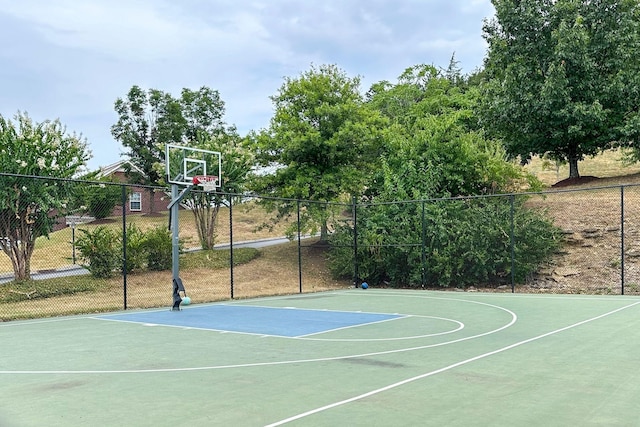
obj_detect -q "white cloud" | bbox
[0,0,495,169]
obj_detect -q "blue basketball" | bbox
[361,282,369,289]
[182,296,191,305]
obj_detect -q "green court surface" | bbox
[1,289,640,426]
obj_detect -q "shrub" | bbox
[329,196,562,288]
[75,226,121,278]
[122,223,146,273]
[143,226,175,271]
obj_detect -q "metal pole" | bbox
[353,195,358,287]
[297,200,302,293]
[122,185,128,309]
[171,184,180,287]
[71,223,76,264]
[421,201,426,288]
[621,186,625,295]
[229,193,234,299]
[510,195,515,293]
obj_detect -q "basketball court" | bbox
[1,289,639,426]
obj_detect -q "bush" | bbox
[122,223,147,273]
[144,226,175,271]
[76,226,121,278]
[329,196,562,288]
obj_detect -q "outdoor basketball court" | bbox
[1,289,639,426]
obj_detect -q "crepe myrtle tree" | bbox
[0,112,90,281]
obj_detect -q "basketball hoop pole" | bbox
[168,183,193,310]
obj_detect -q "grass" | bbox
[0,239,347,321]
[524,149,640,187]
[0,201,292,276]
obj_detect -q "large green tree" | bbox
[179,130,253,249]
[482,0,640,178]
[0,112,90,280]
[111,86,228,212]
[252,64,386,239]
[327,66,555,287]
[366,64,531,199]
[112,86,250,247]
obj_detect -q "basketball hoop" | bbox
[192,175,219,192]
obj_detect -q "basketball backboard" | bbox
[165,144,222,188]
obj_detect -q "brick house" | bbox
[97,160,168,216]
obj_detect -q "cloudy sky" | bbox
[0,0,495,170]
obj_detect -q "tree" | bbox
[0,112,90,281]
[326,66,557,287]
[111,86,229,212]
[113,85,250,248]
[482,0,640,178]
[251,64,386,239]
[180,131,253,249]
[366,64,533,199]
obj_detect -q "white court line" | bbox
[0,296,517,374]
[296,315,464,341]
[264,300,640,427]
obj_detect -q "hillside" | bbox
[520,151,640,295]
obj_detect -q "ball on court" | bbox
[361,282,369,289]
[182,296,191,305]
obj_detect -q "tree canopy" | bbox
[251,64,386,238]
[112,85,251,248]
[0,112,90,280]
[481,0,640,178]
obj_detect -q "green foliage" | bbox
[111,85,231,187]
[329,197,562,288]
[71,180,123,219]
[123,223,146,273]
[76,226,121,278]
[0,112,90,281]
[76,224,182,276]
[143,226,174,271]
[250,64,387,239]
[327,65,557,288]
[482,0,640,177]
[366,65,538,200]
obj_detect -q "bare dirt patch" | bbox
[519,171,640,295]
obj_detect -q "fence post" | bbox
[421,200,426,288]
[297,200,302,293]
[121,185,128,309]
[621,186,625,295]
[352,195,358,287]
[229,193,234,300]
[510,194,515,293]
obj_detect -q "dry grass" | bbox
[524,149,640,187]
[0,238,349,320]
[0,201,293,275]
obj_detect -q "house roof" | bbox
[96,159,144,178]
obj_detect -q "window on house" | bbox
[130,192,142,211]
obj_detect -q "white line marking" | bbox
[296,315,464,341]
[0,298,517,374]
[264,300,640,427]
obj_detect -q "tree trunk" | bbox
[568,156,580,178]
[7,241,31,281]
[192,195,219,250]
[320,221,329,242]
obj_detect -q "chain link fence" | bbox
[1,174,638,320]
